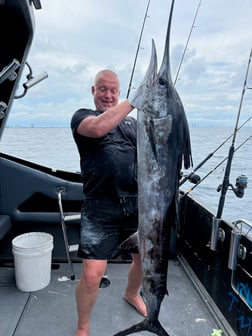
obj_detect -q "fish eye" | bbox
[159,77,167,85]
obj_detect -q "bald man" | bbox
[71,70,146,336]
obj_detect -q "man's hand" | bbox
[128,80,148,110]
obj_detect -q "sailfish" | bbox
[114,0,192,335]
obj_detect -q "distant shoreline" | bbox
[5,125,252,129]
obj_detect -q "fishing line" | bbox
[179,115,252,187]
[174,0,202,85]
[244,224,252,240]
[215,47,252,219]
[181,134,252,198]
[209,45,251,251]
[179,48,252,189]
[126,0,151,99]
[182,45,252,198]
[126,0,202,98]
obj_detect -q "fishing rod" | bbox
[181,134,252,197]
[174,0,202,85]
[126,0,202,98]
[126,0,151,99]
[176,0,250,187]
[179,115,252,186]
[215,48,252,218]
[210,47,252,251]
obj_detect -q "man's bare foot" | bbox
[75,330,89,336]
[124,294,147,317]
[75,325,89,336]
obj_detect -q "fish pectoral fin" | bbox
[120,231,138,250]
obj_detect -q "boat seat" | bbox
[0,214,11,240]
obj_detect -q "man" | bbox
[71,69,147,336]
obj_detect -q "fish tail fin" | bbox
[113,318,169,336]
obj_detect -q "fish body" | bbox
[114,0,192,335]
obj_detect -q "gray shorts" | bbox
[78,197,139,259]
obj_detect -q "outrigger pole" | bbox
[210,47,252,251]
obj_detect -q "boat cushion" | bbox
[0,215,11,240]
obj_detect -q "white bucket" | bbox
[12,232,54,292]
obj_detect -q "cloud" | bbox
[8,0,252,127]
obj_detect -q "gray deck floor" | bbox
[0,260,221,336]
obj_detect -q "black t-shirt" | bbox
[71,108,137,198]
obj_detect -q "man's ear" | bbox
[91,86,95,95]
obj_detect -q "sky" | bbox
[7,0,252,127]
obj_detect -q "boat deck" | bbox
[0,259,222,336]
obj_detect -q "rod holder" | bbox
[228,228,241,270]
[228,222,247,270]
[210,217,220,251]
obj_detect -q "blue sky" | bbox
[8,0,252,127]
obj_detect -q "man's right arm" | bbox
[77,100,134,138]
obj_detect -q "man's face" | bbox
[92,73,120,112]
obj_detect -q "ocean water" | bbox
[1,126,251,223]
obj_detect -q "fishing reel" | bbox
[231,175,248,198]
[187,173,201,184]
[179,171,201,186]
[217,175,248,198]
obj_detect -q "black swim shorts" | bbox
[78,197,139,259]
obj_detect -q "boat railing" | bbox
[228,219,252,311]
